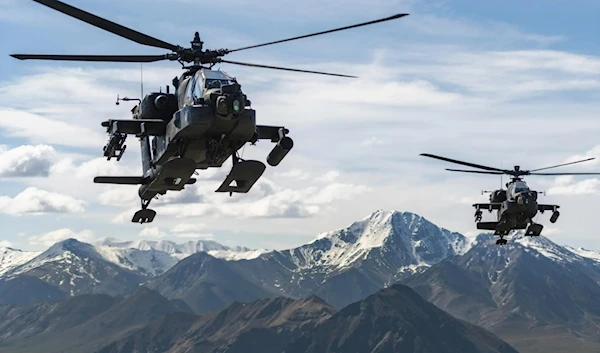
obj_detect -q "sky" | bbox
[1,0,600,252]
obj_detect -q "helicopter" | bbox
[420,153,600,245]
[10,0,408,224]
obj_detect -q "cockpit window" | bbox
[205,79,231,89]
[509,181,529,198]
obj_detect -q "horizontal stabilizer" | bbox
[94,176,197,185]
[477,222,498,231]
[94,176,147,185]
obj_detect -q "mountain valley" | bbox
[2,209,600,353]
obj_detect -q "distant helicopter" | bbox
[420,153,600,245]
[10,0,408,224]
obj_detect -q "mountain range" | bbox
[2,209,600,353]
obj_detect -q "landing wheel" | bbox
[495,237,507,245]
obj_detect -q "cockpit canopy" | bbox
[183,69,236,105]
[507,180,529,199]
[202,69,234,89]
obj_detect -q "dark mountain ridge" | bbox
[406,233,600,353]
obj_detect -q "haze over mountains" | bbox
[2,209,600,353]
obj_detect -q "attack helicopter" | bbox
[10,0,408,224]
[420,153,600,245]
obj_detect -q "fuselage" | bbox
[493,180,539,230]
[137,68,257,200]
[148,68,257,168]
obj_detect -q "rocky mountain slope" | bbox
[1,239,146,297]
[0,287,193,353]
[98,296,336,353]
[148,210,470,310]
[146,251,276,313]
[405,233,600,353]
[284,284,518,353]
[0,238,266,304]
[0,283,519,353]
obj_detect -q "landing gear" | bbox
[495,237,507,245]
[132,199,156,224]
[525,222,543,236]
[215,153,266,195]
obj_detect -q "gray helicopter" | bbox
[10,0,408,223]
[421,153,600,245]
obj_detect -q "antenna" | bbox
[140,63,144,97]
[500,161,503,188]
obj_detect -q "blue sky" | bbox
[1,0,600,251]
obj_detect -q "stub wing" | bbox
[473,203,502,210]
[255,125,289,142]
[538,204,560,212]
[101,119,167,136]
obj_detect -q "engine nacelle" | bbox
[267,136,294,167]
[139,92,178,121]
[490,189,507,203]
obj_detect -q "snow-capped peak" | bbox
[0,247,40,277]
[95,238,247,257]
[93,237,269,275]
[473,232,599,265]
[290,210,468,271]
[564,246,600,263]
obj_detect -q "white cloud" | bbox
[138,227,166,239]
[541,227,562,236]
[0,109,106,148]
[0,144,57,177]
[547,178,600,196]
[0,187,86,215]
[0,240,12,248]
[564,144,600,166]
[316,171,340,183]
[362,137,385,146]
[139,225,212,240]
[2,1,600,251]
[29,228,94,247]
[172,223,206,232]
[109,170,368,223]
[274,169,310,180]
[171,232,214,240]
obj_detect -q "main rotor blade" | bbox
[227,13,409,53]
[11,54,169,62]
[529,172,600,176]
[420,153,505,172]
[530,157,596,172]
[219,59,357,78]
[446,169,504,175]
[32,0,179,51]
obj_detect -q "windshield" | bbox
[508,181,529,199]
[205,79,231,89]
[514,181,528,193]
